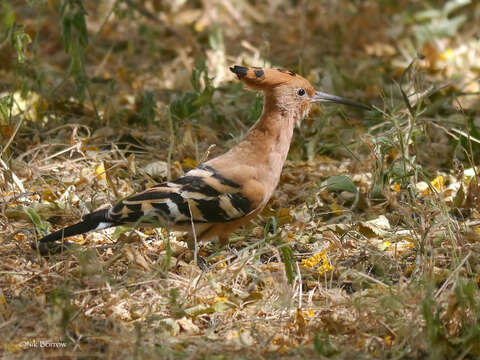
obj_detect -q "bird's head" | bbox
[230,65,370,126]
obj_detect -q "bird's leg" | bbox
[186,235,207,271]
[184,200,208,270]
[219,235,229,248]
[217,234,234,254]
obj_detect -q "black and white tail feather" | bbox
[32,164,253,253]
[37,209,114,244]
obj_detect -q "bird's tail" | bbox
[38,209,115,243]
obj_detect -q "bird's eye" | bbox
[297,88,306,96]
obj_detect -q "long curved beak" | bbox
[313,91,371,110]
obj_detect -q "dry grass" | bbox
[1,0,480,358]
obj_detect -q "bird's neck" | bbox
[248,107,296,160]
[204,98,298,205]
[242,100,297,190]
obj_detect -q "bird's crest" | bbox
[230,65,312,92]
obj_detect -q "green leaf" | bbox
[139,91,156,123]
[452,184,465,208]
[375,136,395,149]
[212,300,236,313]
[0,1,16,36]
[390,160,414,179]
[314,332,338,357]
[280,245,294,284]
[111,225,132,240]
[184,304,215,317]
[72,10,89,47]
[243,291,263,303]
[190,59,207,92]
[264,216,277,238]
[0,94,12,122]
[326,175,357,193]
[24,207,50,235]
[192,86,213,107]
[12,27,31,63]
[61,15,72,51]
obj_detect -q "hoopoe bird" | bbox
[33,65,370,265]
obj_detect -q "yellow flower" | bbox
[379,241,391,251]
[303,309,315,317]
[422,175,445,195]
[440,49,454,61]
[182,157,198,169]
[330,203,342,216]
[391,184,401,193]
[430,175,445,192]
[94,163,106,181]
[301,250,334,274]
[404,264,416,276]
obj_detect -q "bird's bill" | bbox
[313,91,371,110]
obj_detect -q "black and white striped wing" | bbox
[108,165,254,225]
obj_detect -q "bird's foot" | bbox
[177,247,209,271]
[196,255,208,272]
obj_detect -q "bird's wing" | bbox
[108,164,263,225]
